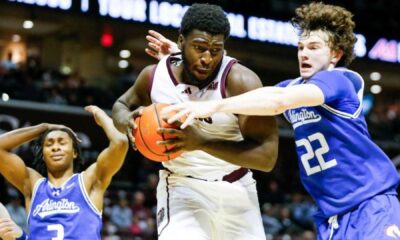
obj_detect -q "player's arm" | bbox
[0,124,52,195]
[112,65,154,146]
[82,106,129,209]
[0,203,24,240]
[163,83,324,128]
[212,83,324,115]
[145,30,179,60]
[200,65,279,171]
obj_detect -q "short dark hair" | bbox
[292,2,357,67]
[33,128,83,177]
[179,3,230,40]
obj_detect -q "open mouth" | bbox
[301,63,312,69]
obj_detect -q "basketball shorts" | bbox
[156,169,266,240]
[315,193,400,240]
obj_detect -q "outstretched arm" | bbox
[162,84,325,128]
[83,106,129,209]
[145,30,179,60]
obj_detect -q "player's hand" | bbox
[44,123,81,142]
[85,105,111,125]
[156,122,209,153]
[161,101,219,129]
[0,218,23,240]
[124,107,144,150]
[145,30,179,60]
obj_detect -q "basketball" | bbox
[134,103,183,162]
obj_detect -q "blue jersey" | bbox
[28,174,102,239]
[278,68,400,218]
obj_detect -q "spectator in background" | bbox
[1,53,17,72]
[5,195,27,233]
[131,191,152,220]
[140,173,158,216]
[110,198,133,231]
[261,203,283,237]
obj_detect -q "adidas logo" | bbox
[181,87,192,94]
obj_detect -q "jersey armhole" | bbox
[27,178,46,224]
[78,174,102,218]
[147,65,157,97]
[220,59,238,99]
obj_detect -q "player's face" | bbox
[297,30,337,80]
[42,130,76,173]
[180,30,225,84]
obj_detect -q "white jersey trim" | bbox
[78,173,102,218]
[27,177,46,224]
[320,68,364,119]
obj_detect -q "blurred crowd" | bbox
[0,57,130,109]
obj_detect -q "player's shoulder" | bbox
[227,62,263,95]
[314,68,364,89]
[141,64,157,74]
[276,77,301,88]
[314,68,362,80]
[228,62,260,82]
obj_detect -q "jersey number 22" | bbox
[296,132,337,176]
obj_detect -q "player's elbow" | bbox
[111,104,127,133]
[259,149,278,172]
[112,134,129,152]
[271,99,291,115]
[112,118,125,134]
[257,139,278,172]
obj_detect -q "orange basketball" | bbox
[133,103,183,162]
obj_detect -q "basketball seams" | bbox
[134,103,182,162]
[138,110,166,158]
[153,103,172,160]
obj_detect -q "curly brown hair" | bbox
[291,2,357,67]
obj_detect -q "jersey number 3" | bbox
[296,132,337,176]
[47,224,64,240]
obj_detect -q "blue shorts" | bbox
[315,194,400,240]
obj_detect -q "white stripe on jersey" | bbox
[27,178,46,224]
[320,68,364,119]
[150,55,243,179]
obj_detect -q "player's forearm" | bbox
[215,87,287,116]
[0,124,48,150]
[201,139,278,172]
[112,100,132,133]
[216,85,324,116]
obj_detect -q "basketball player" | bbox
[0,203,25,240]
[112,3,278,240]
[0,105,128,239]
[162,2,400,239]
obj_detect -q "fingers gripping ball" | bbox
[134,103,183,162]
